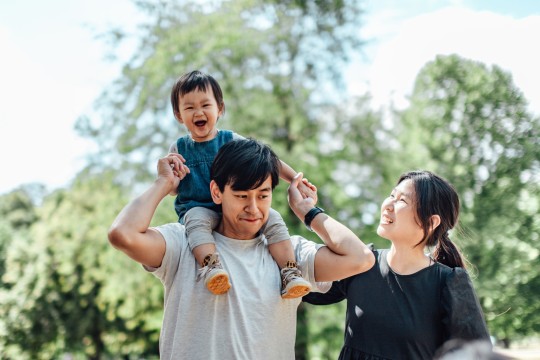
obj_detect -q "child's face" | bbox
[177,87,223,142]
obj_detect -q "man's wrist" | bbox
[304,207,325,231]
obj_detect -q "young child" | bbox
[168,70,315,298]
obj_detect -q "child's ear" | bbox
[210,180,223,204]
[218,102,225,118]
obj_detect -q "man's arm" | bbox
[108,153,186,268]
[287,173,375,282]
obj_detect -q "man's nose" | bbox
[245,198,258,213]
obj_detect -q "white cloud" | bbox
[0,0,140,195]
[354,7,540,115]
[0,27,98,194]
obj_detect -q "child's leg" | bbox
[264,208,312,299]
[185,207,230,294]
[268,239,295,269]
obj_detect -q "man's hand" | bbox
[288,172,317,221]
[161,153,190,195]
[298,177,318,204]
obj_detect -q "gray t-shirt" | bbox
[145,222,330,360]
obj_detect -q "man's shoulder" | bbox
[290,235,324,252]
[153,223,187,243]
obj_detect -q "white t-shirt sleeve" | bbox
[232,132,245,140]
[291,235,331,293]
[168,141,178,154]
[143,223,184,289]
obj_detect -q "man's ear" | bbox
[210,180,223,204]
[429,215,441,233]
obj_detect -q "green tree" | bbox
[0,170,178,358]
[399,54,540,345]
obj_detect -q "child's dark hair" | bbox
[211,139,280,192]
[170,70,225,121]
[397,170,465,268]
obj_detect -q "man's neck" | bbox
[215,222,260,240]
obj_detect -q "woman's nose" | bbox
[383,199,394,212]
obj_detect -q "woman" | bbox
[303,170,490,360]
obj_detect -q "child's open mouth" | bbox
[194,120,206,127]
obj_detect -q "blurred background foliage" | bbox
[1,0,538,358]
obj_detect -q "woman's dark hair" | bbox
[211,138,280,192]
[398,170,465,268]
[170,70,225,121]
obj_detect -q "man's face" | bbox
[211,176,273,240]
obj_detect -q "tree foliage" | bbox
[399,54,540,343]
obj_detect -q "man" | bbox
[108,138,374,359]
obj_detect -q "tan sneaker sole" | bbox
[281,284,311,299]
[207,272,231,295]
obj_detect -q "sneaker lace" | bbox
[281,266,302,283]
[196,253,222,282]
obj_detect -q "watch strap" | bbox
[304,207,325,231]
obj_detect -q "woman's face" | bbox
[377,179,424,244]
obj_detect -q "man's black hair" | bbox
[211,138,280,191]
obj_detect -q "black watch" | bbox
[304,207,325,231]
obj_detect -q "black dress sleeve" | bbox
[441,268,490,341]
[302,279,347,305]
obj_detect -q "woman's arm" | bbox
[441,268,491,341]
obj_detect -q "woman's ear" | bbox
[429,215,441,233]
[210,180,223,204]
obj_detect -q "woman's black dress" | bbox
[303,248,490,360]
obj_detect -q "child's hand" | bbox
[298,177,318,204]
[168,152,190,181]
[160,152,190,195]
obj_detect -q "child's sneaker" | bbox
[197,253,231,295]
[280,261,312,299]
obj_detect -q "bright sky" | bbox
[1,0,539,195]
